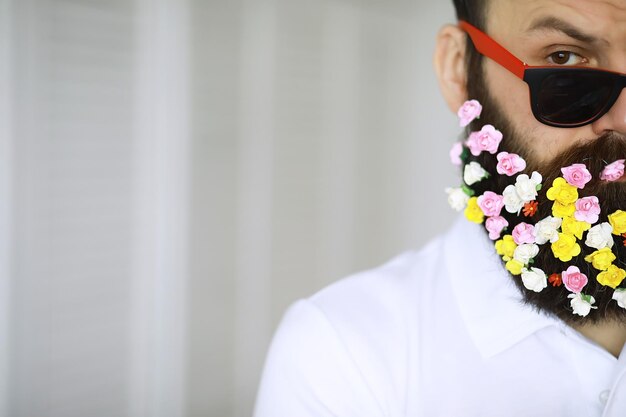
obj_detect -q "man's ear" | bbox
[433,24,469,113]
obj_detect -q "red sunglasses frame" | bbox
[458,20,626,128]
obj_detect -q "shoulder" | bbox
[308,242,443,339]
[254,234,450,417]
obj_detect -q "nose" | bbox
[591,87,626,136]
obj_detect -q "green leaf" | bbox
[461,185,475,197]
[460,147,470,163]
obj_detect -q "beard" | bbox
[464,76,626,325]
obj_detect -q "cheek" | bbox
[482,61,594,165]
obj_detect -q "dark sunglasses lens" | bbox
[535,71,614,126]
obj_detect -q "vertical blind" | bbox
[2,0,459,416]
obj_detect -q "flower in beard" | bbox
[600,159,625,182]
[464,197,485,224]
[561,163,592,189]
[551,233,581,262]
[505,259,524,275]
[568,293,596,317]
[574,196,601,224]
[446,187,470,211]
[521,267,547,292]
[464,162,489,186]
[457,99,482,127]
[561,216,591,240]
[503,172,542,214]
[477,191,504,217]
[450,142,464,166]
[513,243,539,265]
[546,177,578,203]
[512,222,535,245]
[584,247,616,271]
[552,201,576,218]
[485,216,508,240]
[613,289,626,309]
[495,235,517,261]
[515,172,542,202]
[561,266,588,293]
[608,210,626,235]
[534,216,562,244]
[597,265,626,289]
[496,152,526,176]
[585,223,614,250]
[547,178,578,218]
[503,185,524,214]
[466,124,503,156]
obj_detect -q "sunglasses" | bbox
[459,21,626,128]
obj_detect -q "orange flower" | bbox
[523,201,538,217]
[548,273,562,287]
[623,233,626,247]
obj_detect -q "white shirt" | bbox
[254,217,626,416]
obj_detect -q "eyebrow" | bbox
[526,16,608,45]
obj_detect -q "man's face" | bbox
[481,0,626,165]
[457,0,626,323]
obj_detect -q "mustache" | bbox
[534,132,626,190]
[531,132,626,212]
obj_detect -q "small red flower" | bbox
[622,233,626,247]
[523,201,539,217]
[549,273,562,287]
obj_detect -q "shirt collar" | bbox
[444,216,560,358]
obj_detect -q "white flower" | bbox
[612,289,626,309]
[521,267,547,292]
[503,184,524,214]
[585,222,614,250]
[534,216,562,244]
[568,293,596,317]
[515,171,542,202]
[463,162,488,186]
[445,187,470,211]
[513,243,539,265]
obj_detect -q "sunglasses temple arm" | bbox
[458,21,527,80]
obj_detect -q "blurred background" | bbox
[0,0,460,416]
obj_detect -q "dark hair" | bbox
[451,0,487,30]
[452,1,488,112]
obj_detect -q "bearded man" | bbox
[254,1,626,415]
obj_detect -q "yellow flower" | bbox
[584,247,616,271]
[551,233,581,262]
[597,265,626,289]
[552,201,576,218]
[608,210,626,235]
[561,216,591,239]
[505,259,524,275]
[465,197,484,224]
[546,177,578,205]
[495,235,517,262]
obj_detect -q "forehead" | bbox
[486,0,626,42]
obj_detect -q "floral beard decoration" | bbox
[447,99,626,323]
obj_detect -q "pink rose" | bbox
[512,222,536,245]
[466,125,503,156]
[600,159,625,182]
[561,163,592,189]
[477,191,504,217]
[562,266,588,293]
[450,142,463,166]
[457,99,482,127]
[496,152,526,176]
[486,216,509,240]
[574,196,601,224]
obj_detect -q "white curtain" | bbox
[1,0,459,416]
